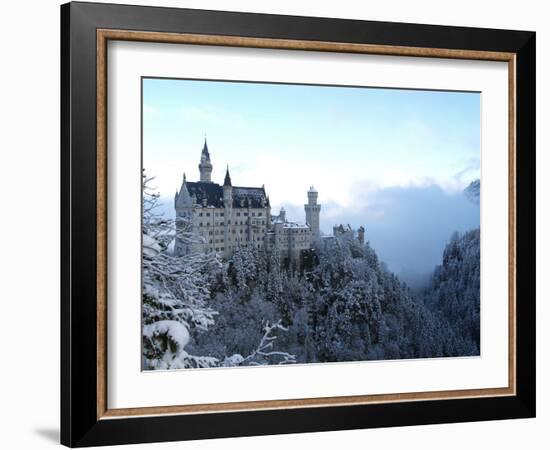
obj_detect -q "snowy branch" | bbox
[242,320,296,366]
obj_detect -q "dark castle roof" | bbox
[223,167,232,187]
[186,181,269,208]
[201,139,210,160]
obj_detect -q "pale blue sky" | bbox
[143,77,480,283]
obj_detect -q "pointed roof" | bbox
[223,166,232,187]
[200,137,210,162]
[175,173,192,208]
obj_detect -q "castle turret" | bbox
[304,186,321,237]
[175,173,192,210]
[223,166,233,257]
[174,173,193,255]
[198,137,213,182]
[223,166,233,211]
[358,226,365,245]
[223,166,232,191]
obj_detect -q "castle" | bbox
[174,139,321,265]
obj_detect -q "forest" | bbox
[142,175,480,370]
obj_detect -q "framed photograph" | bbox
[61,1,536,447]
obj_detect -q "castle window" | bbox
[220,212,224,217]
[236,212,240,216]
[206,213,210,217]
[244,212,248,216]
[221,247,224,251]
[199,213,203,217]
[258,212,262,217]
[199,222,203,226]
[206,222,210,226]
[209,231,213,235]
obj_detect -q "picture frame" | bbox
[60,1,536,447]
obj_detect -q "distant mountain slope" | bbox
[423,229,480,355]
[464,179,480,205]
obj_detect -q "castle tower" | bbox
[175,173,192,211]
[174,173,193,255]
[223,166,233,257]
[198,137,213,182]
[305,186,321,237]
[223,165,233,203]
[357,226,365,245]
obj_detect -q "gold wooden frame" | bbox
[96,29,516,420]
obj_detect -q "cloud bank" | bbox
[321,183,479,287]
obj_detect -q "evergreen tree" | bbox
[142,173,222,369]
[142,173,294,369]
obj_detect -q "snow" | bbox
[271,218,309,229]
[142,233,161,257]
[283,223,309,229]
[143,320,190,351]
[222,354,245,366]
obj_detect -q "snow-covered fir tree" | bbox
[421,229,480,355]
[142,173,294,369]
[189,226,480,364]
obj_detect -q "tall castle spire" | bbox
[198,136,213,182]
[223,165,232,187]
[222,165,233,258]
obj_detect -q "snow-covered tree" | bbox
[142,172,294,369]
[422,229,480,355]
[142,173,223,369]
